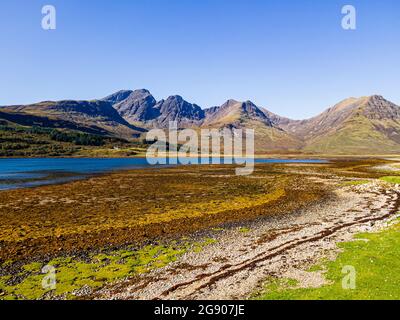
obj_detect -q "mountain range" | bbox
[1,89,400,155]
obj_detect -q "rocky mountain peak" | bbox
[361,95,400,120]
[203,99,274,128]
[153,95,205,127]
[102,90,133,105]
[113,89,158,122]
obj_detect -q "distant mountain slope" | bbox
[105,89,205,128]
[268,97,365,139]
[271,95,400,154]
[112,89,158,123]
[104,89,303,152]
[0,100,144,139]
[203,99,273,128]
[203,99,303,152]
[102,90,133,105]
[153,95,205,128]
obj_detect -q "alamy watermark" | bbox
[342,5,356,30]
[42,265,57,290]
[40,5,356,31]
[145,122,255,176]
[342,265,356,290]
[41,5,56,30]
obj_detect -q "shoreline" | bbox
[0,157,330,192]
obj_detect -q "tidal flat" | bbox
[0,159,397,299]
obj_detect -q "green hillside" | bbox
[0,123,142,157]
[304,116,400,155]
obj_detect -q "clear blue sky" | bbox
[0,0,399,119]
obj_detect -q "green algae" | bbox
[238,227,251,233]
[0,238,215,300]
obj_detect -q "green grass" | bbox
[255,220,400,300]
[380,176,400,184]
[211,227,225,232]
[0,238,216,300]
[304,116,400,155]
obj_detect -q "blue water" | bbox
[0,158,326,190]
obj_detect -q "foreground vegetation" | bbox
[255,172,400,300]
[0,238,216,300]
[380,176,400,184]
[255,218,400,300]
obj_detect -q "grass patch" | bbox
[255,221,400,300]
[192,238,217,253]
[380,176,400,184]
[239,227,251,233]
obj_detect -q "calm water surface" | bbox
[0,158,327,190]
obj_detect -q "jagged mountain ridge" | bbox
[104,89,303,151]
[106,90,276,129]
[105,90,206,128]
[2,89,400,154]
[100,89,400,153]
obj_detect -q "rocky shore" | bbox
[93,179,400,300]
